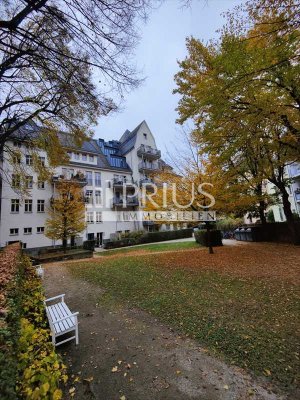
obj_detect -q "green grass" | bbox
[96,240,199,256]
[68,255,300,392]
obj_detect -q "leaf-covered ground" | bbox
[68,242,300,393]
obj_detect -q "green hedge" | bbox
[103,228,193,249]
[0,248,67,400]
[194,229,223,247]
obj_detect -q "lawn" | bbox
[68,243,300,393]
[96,240,199,256]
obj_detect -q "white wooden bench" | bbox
[44,294,79,346]
[34,264,44,279]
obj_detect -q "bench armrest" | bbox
[51,312,79,324]
[45,294,65,303]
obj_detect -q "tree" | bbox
[0,0,152,156]
[45,180,86,252]
[174,1,300,242]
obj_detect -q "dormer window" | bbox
[143,133,147,139]
[82,153,87,161]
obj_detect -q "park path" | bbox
[44,262,286,400]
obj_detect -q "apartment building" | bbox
[266,162,300,222]
[0,120,166,250]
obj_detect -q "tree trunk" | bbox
[62,238,67,253]
[258,200,267,225]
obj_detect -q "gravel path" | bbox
[44,262,286,400]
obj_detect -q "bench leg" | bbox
[51,332,56,346]
[75,318,79,345]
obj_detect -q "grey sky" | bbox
[95,0,244,156]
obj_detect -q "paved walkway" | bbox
[44,262,285,400]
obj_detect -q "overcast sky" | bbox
[95,0,244,156]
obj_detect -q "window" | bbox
[25,176,33,189]
[12,174,21,189]
[13,141,21,148]
[10,228,19,236]
[12,153,21,164]
[37,226,45,234]
[37,179,45,189]
[82,153,87,161]
[95,190,102,205]
[39,156,45,165]
[96,211,102,223]
[25,155,33,165]
[24,199,32,213]
[67,151,72,158]
[37,200,45,212]
[22,243,27,249]
[11,199,19,213]
[95,172,101,186]
[85,190,93,204]
[143,133,147,139]
[24,227,32,235]
[86,171,93,185]
[89,155,94,162]
[74,153,80,160]
[87,212,94,223]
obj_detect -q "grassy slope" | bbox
[96,241,199,256]
[68,251,299,392]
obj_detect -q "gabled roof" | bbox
[119,120,146,155]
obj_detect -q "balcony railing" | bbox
[137,145,161,160]
[113,177,135,188]
[112,196,139,207]
[290,164,300,179]
[138,161,159,173]
[52,174,87,187]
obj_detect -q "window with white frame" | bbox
[24,199,32,213]
[89,155,95,162]
[86,171,93,185]
[37,226,45,234]
[82,153,87,161]
[74,152,80,160]
[37,199,45,212]
[95,190,102,205]
[85,190,93,204]
[11,199,19,213]
[95,172,101,186]
[37,178,45,189]
[12,153,21,164]
[87,211,94,223]
[96,211,102,223]
[24,227,32,235]
[39,156,45,165]
[13,141,21,148]
[25,176,33,189]
[10,228,19,235]
[25,154,33,165]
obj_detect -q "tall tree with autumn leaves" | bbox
[45,180,86,252]
[174,0,300,242]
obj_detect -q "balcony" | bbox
[295,189,300,202]
[52,174,87,187]
[137,145,161,160]
[138,161,160,173]
[139,178,156,191]
[112,177,136,189]
[112,196,139,207]
[289,164,300,179]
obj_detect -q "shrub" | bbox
[194,229,223,247]
[17,319,67,400]
[216,217,243,232]
[0,247,67,400]
[103,228,194,249]
[83,240,95,251]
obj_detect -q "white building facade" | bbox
[0,120,169,250]
[266,163,300,222]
